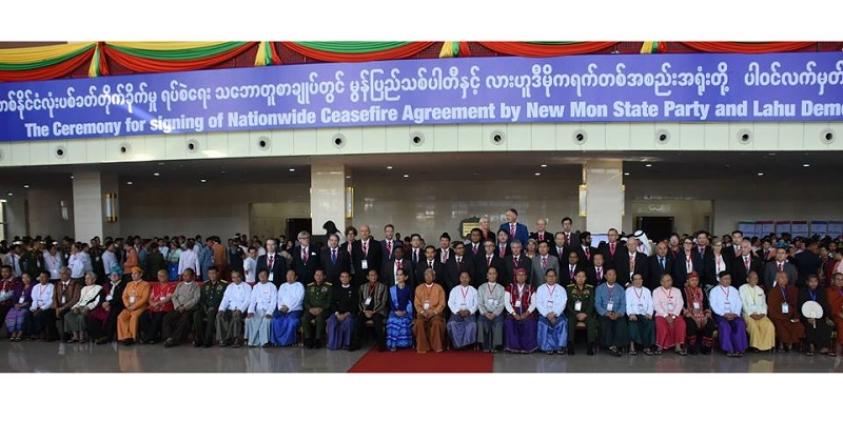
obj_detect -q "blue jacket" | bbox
[498,222,530,247]
[594,282,626,316]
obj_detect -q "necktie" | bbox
[363,241,369,256]
[539,233,544,241]
[473,245,478,255]
[510,223,515,237]
[428,260,433,268]
[569,265,574,279]
[610,243,616,256]
[387,240,392,258]
[557,247,563,257]
[744,256,750,271]
[301,247,307,262]
[268,255,274,269]
[629,255,635,272]
[397,260,403,270]
[487,256,492,266]
[414,249,419,263]
[331,248,337,264]
[542,256,548,269]
[565,233,570,246]
[778,262,784,272]
[499,244,505,258]
[659,257,665,270]
[597,267,602,281]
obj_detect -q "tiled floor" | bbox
[2,341,842,373]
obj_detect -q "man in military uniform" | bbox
[192,266,228,347]
[301,269,332,348]
[566,270,598,355]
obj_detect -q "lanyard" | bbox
[460,285,470,301]
[808,290,817,302]
[780,286,788,302]
[634,287,644,300]
[662,287,672,301]
[487,283,496,296]
[547,284,556,300]
[720,286,730,301]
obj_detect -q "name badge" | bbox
[423,301,430,310]
[460,302,466,308]
[364,297,372,306]
[61,296,66,304]
[160,296,166,301]
[723,301,731,313]
[693,301,701,310]
[667,302,674,310]
[106,295,113,301]
[361,260,369,270]
[546,300,554,308]
[514,300,522,308]
[781,303,789,314]
[19,296,25,304]
[574,300,582,311]
[487,298,497,306]
[607,301,614,312]
[638,303,644,311]
[129,295,136,304]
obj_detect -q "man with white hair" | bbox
[353,225,382,286]
[530,218,554,244]
[616,237,648,286]
[291,231,319,287]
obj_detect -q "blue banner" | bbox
[1,51,843,142]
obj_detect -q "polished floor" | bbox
[2,340,842,372]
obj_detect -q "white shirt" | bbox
[448,284,478,314]
[277,282,305,312]
[739,284,768,316]
[68,253,86,279]
[535,283,566,317]
[504,284,537,314]
[709,285,742,316]
[625,286,654,316]
[178,249,200,276]
[159,246,170,258]
[102,250,118,276]
[43,251,63,280]
[72,284,102,311]
[218,282,252,312]
[713,254,727,275]
[243,257,257,283]
[30,283,54,311]
[248,282,278,315]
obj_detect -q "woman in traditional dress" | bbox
[386,268,414,351]
[682,272,715,354]
[4,272,32,342]
[503,268,537,353]
[64,272,103,343]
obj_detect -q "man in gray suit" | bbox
[763,247,798,288]
[531,240,560,288]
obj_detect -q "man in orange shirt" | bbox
[413,268,446,353]
[210,236,229,278]
[116,267,150,345]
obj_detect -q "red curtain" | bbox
[279,42,435,62]
[102,42,257,73]
[679,42,817,53]
[478,42,619,57]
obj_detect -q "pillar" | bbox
[310,159,349,236]
[582,160,624,233]
[73,171,120,241]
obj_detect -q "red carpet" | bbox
[348,348,494,373]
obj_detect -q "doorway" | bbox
[636,216,674,242]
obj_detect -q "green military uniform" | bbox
[565,283,598,344]
[193,279,228,346]
[301,281,332,344]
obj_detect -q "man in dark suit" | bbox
[531,241,560,288]
[414,245,444,288]
[352,225,382,286]
[256,238,287,287]
[722,230,744,265]
[730,240,763,288]
[290,230,319,288]
[647,241,673,290]
[381,245,413,287]
[380,224,403,266]
[560,250,586,286]
[559,216,581,248]
[464,228,484,264]
[694,231,715,282]
[435,232,455,265]
[793,241,822,288]
[320,233,351,285]
[671,237,704,289]
[503,240,532,286]
[551,232,568,259]
[474,240,505,288]
[615,237,648,286]
[529,218,554,245]
[597,228,624,270]
[443,242,473,292]
[572,231,596,267]
[494,230,511,259]
[498,208,529,247]
[407,233,424,271]
[763,247,798,288]
[585,253,608,286]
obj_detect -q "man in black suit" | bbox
[551,232,568,259]
[443,242,472,292]
[320,233,351,285]
[529,218,554,245]
[407,233,424,271]
[503,240,532,286]
[414,245,444,288]
[474,240,505,288]
[597,228,624,270]
[647,241,673,290]
[560,250,586,286]
[573,231,595,267]
[464,228,484,264]
[291,230,319,288]
[381,245,413,287]
[615,237,648,286]
[585,253,608,286]
[436,232,455,265]
[256,238,287,287]
[559,216,581,248]
[380,224,403,266]
[730,240,763,288]
[722,230,744,265]
[352,224,382,286]
[494,230,511,259]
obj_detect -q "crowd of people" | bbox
[2,208,843,358]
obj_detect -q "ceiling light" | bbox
[534,172,541,176]
[645,163,652,168]
[23,184,29,189]
[157,162,165,165]
[126,181,133,185]
[386,166,393,170]
[540,164,548,168]
[70,176,74,180]
[153,172,160,177]
[403,174,409,178]
[289,168,295,172]
[345,176,351,179]
[757,172,764,176]
[6,192,12,196]
[200,179,207,183]
[802,163,811,168]
[624,172,630,176]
